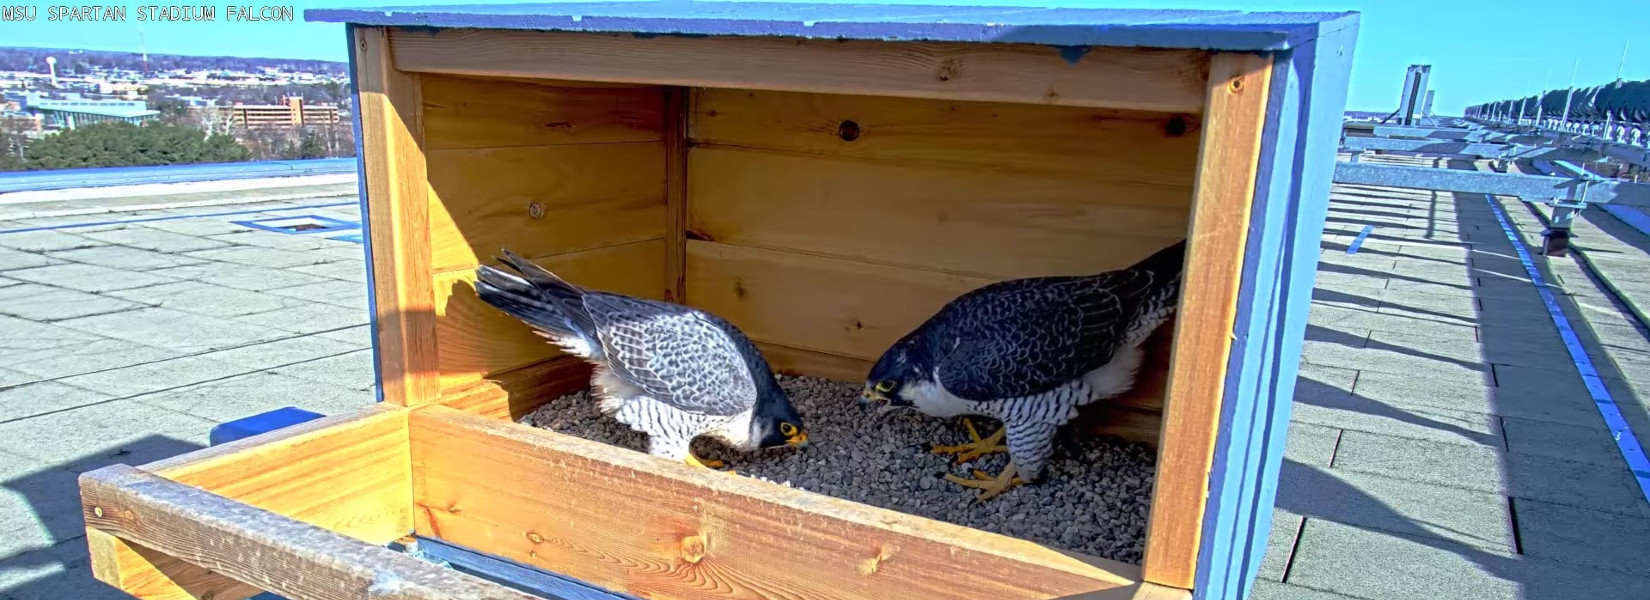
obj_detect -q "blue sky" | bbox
[1,0,1645,115]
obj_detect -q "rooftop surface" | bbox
[305,2,1359,50]
[2,154,1650,599]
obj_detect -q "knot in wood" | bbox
[1165,116,1189,138]
[1229,77,1244,93]
[679,534,706,564]
[935,58,960,82]
[837,120,861,142]
[858,543,896,575]
[527,202,545,219]
[92,506,104,518]
[526,531,545,544]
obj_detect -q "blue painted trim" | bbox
[1482,194,1650,504]
[1345,224,1374,254]
[410,537,641,600]
[306,3,1360,52]
[331,232,366,244]
[230,214,362,235]
[1193,16,1359,600]
[208,407,327,446]
[0,200,358,235]
[0,158,356,193]
[346,23,388,406]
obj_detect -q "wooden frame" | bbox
[79,6,1359,600]
[82,403,1185,600]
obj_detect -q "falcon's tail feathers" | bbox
[473,250,601,351]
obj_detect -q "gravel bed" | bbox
[518,374,1157,563]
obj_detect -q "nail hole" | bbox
[1230,78,1244,92]
[838,120,861,142]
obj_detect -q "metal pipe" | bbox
[1332,162,1650,208]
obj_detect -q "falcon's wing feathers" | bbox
[580,293,756,416]
[934,273,1155,401]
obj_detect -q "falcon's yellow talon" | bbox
[929,417,1008,463]
[946,463,1024,501]
[685,453,727,470]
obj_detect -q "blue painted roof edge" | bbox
[305,5,1359,52]
[0,158,357,193]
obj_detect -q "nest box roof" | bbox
[306,1,1359,52]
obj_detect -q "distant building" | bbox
[174,95,217,108]
[13,93,160,129]
[96,81,149,100]
[219,96,340,130]
[1,113,43,133]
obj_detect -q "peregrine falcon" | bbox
[861,240,1185,500]
[474,250,808,470]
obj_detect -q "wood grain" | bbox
[421,73,663,150]
[439,356,595,421]
[86,405,412,600]
[434,239,666,392]
[756,342,874,384]
[388,27,1210,113]
[684,240,992,360]
[355,26,439,407]
[663,86,690,303]
[85,529,264,600]
[410,406,1151,600]
[81,465,538,600]
[693,88,1201,187]
[1140,52,1273,591]
[688,148,1191,279]
[426,142,666,273]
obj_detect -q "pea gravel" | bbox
[518,374,1157,564]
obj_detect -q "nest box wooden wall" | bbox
[76,5,1360,600]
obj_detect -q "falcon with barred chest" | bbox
[473,250,808,470]
[861,240,1186,500]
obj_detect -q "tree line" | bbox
[0,116,356,172]
[0,47,348,77]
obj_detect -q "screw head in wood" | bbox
[528,202,545,219]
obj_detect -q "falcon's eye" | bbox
[780,422,798,436]
[875,379,896,393]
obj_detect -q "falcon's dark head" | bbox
[749,377,807,450]
[861,332,935,413]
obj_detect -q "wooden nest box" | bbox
[77,4,1359,600]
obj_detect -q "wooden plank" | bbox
[434,239,666,392]
[688,148,1190,279]
[1140,52,1272,591]
[86,529,265,600]
[81,465,538,600]
[663,87,689,303]
[426,142,666,273]
[439,356,594,421]
[355,25,439,407]
[388,27,1210,114]
[421,73,663,150]
[87,405,412,600]
[693,88,1201,187]
[756,342,873,384]
[409,406,1153,600]
[684,240,992,360]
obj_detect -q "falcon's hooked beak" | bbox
[860,385,900,415]
[787,429,809,447]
